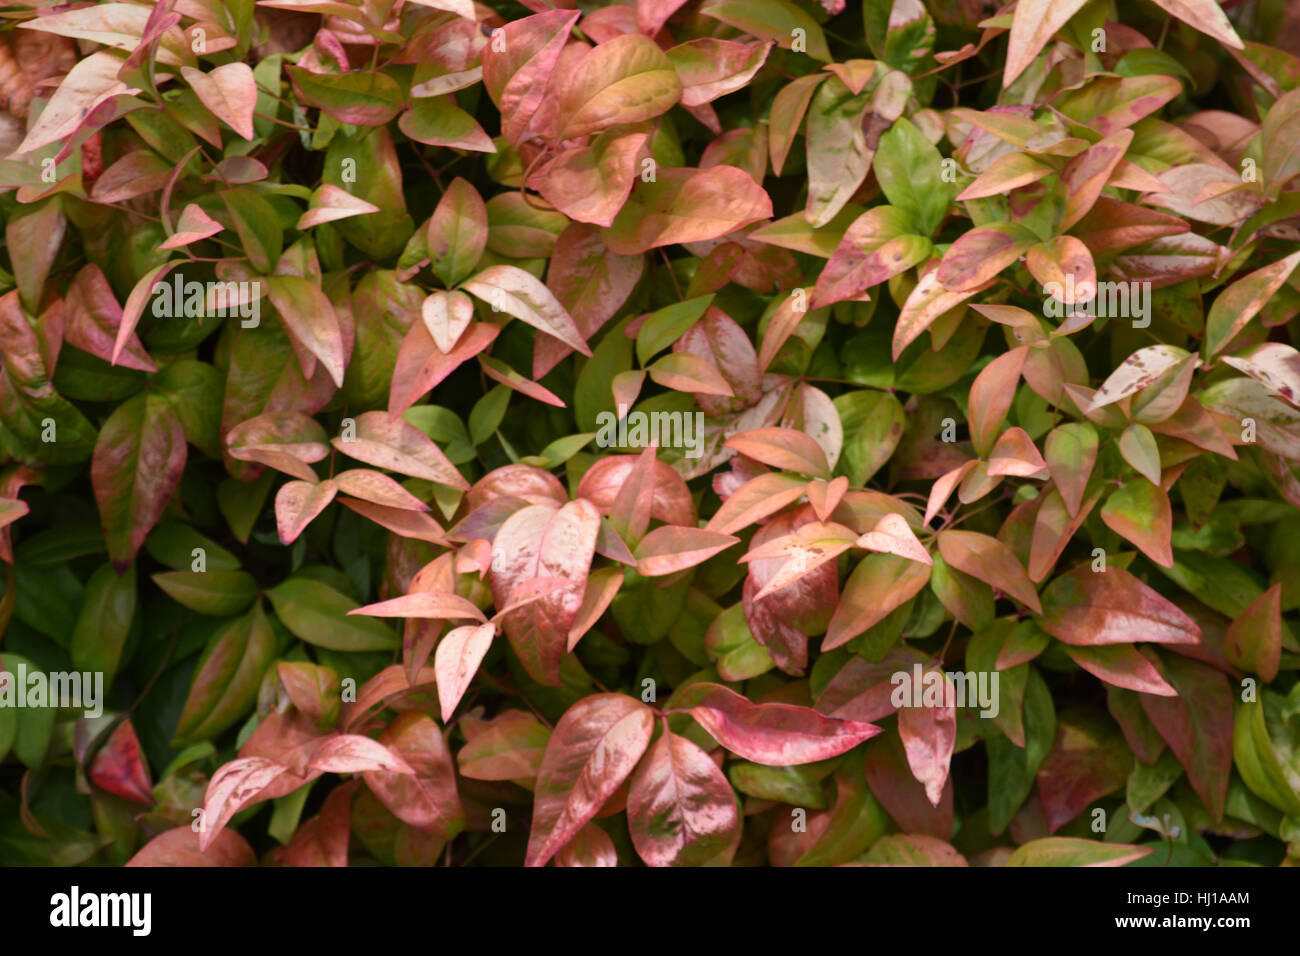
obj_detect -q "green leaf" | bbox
[874,118,955,236]
[69,562,137,687]
[172,602,277,747]
[266,577,399,651]
[635,294,714,366]
[153,570,259,616]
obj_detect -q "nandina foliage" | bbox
[0,0,1297,868]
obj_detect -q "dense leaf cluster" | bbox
[0,0,1298,868]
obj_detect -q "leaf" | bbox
[935,222,1037,292]
[91,392,187,570]
[434,623,495,722]
[1147,0,1243,49]
[668,38,771,107]
[628,731,740,866]
[1089,345,1193,412]
[267,275,346,388]
[152,569,258,617]
[1059,129,1135,232]
[266,578,399,652]
[1037,566,1202,646]
[744,521,857,597]
[332,411,467,489]
[1003,837,1151,867]
[635,294,715,365]
[69,562,136,686]
[480,9,580,146]
[1044,423,1098,518]
[1036,710,1131,832]
[804,77,872,228]
[228,411,330,483]
[556,823,618,867]
[826,553,932,649]
[528,129,647,228]
[274,479,339,545]
[181,63,256,139]
[525,694,655,867]
[898,666,956,807]
[856,513,931,565]
[462,265,590,357]
[705,473,810,535]
[489,500,601,686]
[1062,644,1176,695]
[555,34,681,139]
[287,67,405,126]
[671,682,880,764]
[16,51,137,155]
[1225,583,1283,681]
[603,166,773,255]
[699,0,830,62]
[648,352,734,396]
[987,426,1047,478]
[458,710,550,781]
[635,526,738,576]
[351,591,485,622]
[938,530,1041,613]
[197,756,290,850]
[1139,654,1234,822]
[1205,252,1300,357]
[160,203,224,250]
[873,118,956,236]
[812,207,930,307]
[968,346,1027,457]
[768,73,826,175]
[725,427,830,477]
[1100,477,1173,567]
[297,184,380,229]
[362,713,464,838]
[399,96,494,152]
[1003,0,1089,87]
[127,827,256,867]
[172,603,277,747]
[1222,343,1300,409]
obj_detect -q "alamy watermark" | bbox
[594,405,705,459]
[890,663,999,718]
[0,664,103,718]
[50,887,150,936]
[150,273,260,328]
[1043,274,1151,329]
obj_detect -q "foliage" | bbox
[0,0,1299,868]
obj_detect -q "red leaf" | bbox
[127,827,256,867]
[1063,644,1177,696]
[525,694,655,867]
[1139,654,1234,822]
[634,525,738,576]
[897,666,957,807]
[333,410,468,489]
[87,719,153,805]
[362,712,465,838]
[825,553,932,649]
[1035,711,1130,833]
[434,623,495,722]
[1038,566,1202,646]
[704,472,809,535]
[489,500,600,686]
[671,682,880,765]
[556,822,619,867]
[628,731,740,866]
[725,427,830,477]
[937,529,1042,613]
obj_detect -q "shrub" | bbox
[0,0,1298,868]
